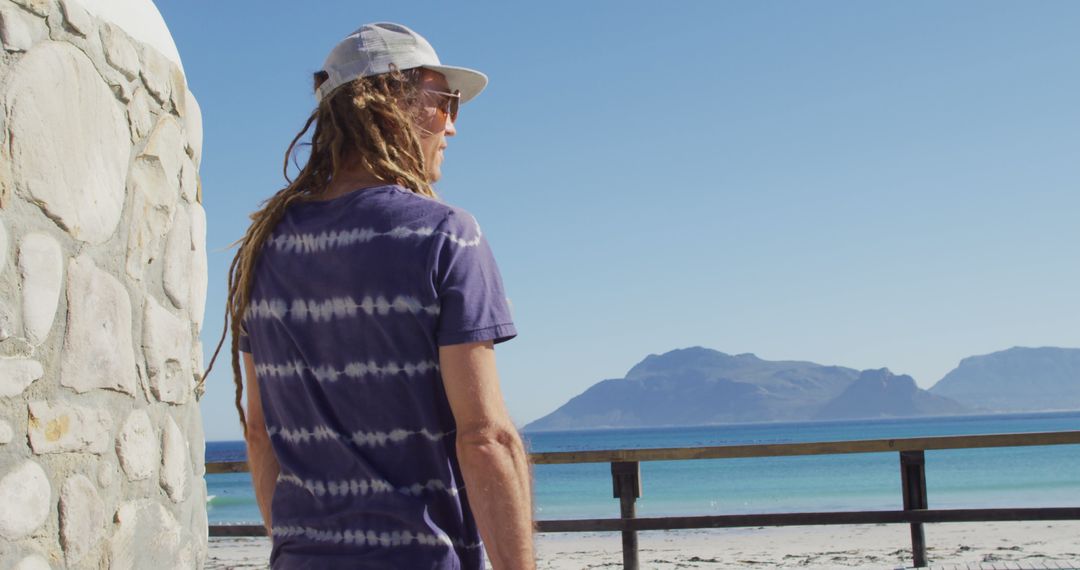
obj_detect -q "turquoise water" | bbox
[206,411,1080,525]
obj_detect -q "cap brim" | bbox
[421,64,488,104]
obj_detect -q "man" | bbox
[210,22,535,569]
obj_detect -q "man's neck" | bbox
[316,170,388,201]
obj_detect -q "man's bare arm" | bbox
[243,352,280,535]
[439,340,535,570]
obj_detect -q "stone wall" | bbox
[0,0,208,567]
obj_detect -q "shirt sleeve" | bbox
[238,321,252,353]
[431,208,517,346]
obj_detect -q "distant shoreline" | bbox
[517,408,1080,434]
[205,409,1080,442]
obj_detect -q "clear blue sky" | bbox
[155,1,1080,442]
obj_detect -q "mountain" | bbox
[929,347,1080,412]
[524,347,861,431]
[814,368,968,420]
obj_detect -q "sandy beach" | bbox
[206,521,1080,569]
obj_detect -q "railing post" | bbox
[611,461,641,570]
[900,450,928,568]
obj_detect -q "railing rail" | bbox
[206,429,1080,569]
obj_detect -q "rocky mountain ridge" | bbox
[523,346,1080,431]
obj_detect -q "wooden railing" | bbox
[206,430,1080,569]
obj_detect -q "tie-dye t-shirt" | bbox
[238,184,516,570]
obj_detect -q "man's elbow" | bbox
[457,422,525,455]
[244,421,272,448]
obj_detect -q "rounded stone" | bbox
[183,89,202,167]
[127,86,152,142]
[18,232,63,345]
[99,22,139,80]
[60,254,137,394]
[140,115,184,189]
[0,218,8,271]
[124,157,173,281]
[0,358,44,398]
[10,0,50,17]
[0,6,35,52]
[179,156,197,203]
[5,42,130,244]
[139,47,172,105]
[0,302,15,341]
[28,400,111,454]
[142,296,193,404]
[13,555,52,570]
[60,474,105,564]
[0,418,13,444]
[124,114,184,281]
[116,409,156,481]
[0,460,51,540]
[108,500,185,570]
[58,0,91,37]
[96,459,116,488]
[160,413,188,502]
[189,203,207,331]
[162,205,191,309]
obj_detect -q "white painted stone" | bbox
[105,71,133,104]
[189,480,209,562]
[60,254,137,394]
[179,155,197,203]
[60,474,105,564]
[10,0,51,17]
[192,340,205,400]
[58,0,90,37]
[0,358,43,397]
[6,42,130,244]
[18,232,63,345]
[0,418,13,444]
[128,85,152,142]
[0,219,13,340]
[12,554,52,570]
[162,205,190,309]
[143,296,193,404]
[0,460,51,540]
[115,409,156,481]
[184,405,205,477]
[0,6,34,52]
[183,89,203,167]
[124,158,171,281]
[108,500,186,570]
[168,66,187,117]
[0,303,15,341]
[160,414,189,502]
[99,22,138,80]
[141,115,184,185]
[96,459,116,488]
[139,46,171,104]
[189,203,207,331]
[191,340,203,373]
[0,215,8,270]
[126,116,184,281]
[28,400,111,454]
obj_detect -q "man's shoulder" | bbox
[384,187,482,235]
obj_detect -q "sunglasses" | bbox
[422,88,461,123]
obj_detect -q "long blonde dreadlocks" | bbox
[203,66,435,438]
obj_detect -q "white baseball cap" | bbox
[315,22,488,105]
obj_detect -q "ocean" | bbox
[205,411,1080,525]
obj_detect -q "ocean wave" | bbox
[207,495,257,507]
